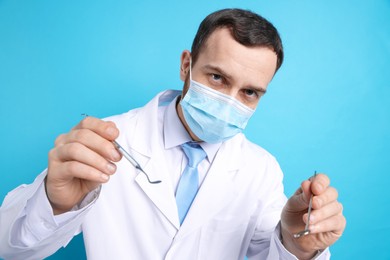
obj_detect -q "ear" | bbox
[180,50,191,81]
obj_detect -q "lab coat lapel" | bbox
[135,155,180,229]
[175,138,242,240]
[126,90,182,230]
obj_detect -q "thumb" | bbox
[286,180,312,212]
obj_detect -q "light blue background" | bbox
[1,1,389,259]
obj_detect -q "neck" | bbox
[176,96,202,142]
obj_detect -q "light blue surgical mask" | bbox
[180,64,255,143]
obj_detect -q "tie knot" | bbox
[181,142,206,168]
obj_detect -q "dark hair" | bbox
[191,8,284,72]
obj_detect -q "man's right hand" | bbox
[46,116,122,215]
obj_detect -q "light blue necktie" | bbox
[176,142,206,224]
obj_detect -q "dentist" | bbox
[0,8,345,259]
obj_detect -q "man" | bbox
[0,8,345,259]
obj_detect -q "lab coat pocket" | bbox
[205,215,247,233]
[199,215,248,259]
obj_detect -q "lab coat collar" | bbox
[129,90,181,156]
[163,95,193,148]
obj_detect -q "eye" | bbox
[208,73,226,88]
[211,74,222,82]
[244,89,259,98]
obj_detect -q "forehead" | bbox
[195,28,277,87]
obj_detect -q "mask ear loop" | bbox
[189,57,192,81]
[181,56,192,102]
[182,56,193,100]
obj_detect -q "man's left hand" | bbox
[281,173,346,259]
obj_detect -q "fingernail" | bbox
[316,182,324,191]
[315,197,322,208]
[107,127,116,136]
[309,224,316,233]
[107,163,116,173]
[101,173,109,181]
[111,149,121,160]
[309,214,315,224]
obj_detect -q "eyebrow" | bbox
[201,64,267,94]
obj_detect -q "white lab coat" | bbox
[0,90,330,259]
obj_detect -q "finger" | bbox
[304,201,343,225]
[65,128,121,162]
[284,174,331,213]
[59,161,111,183]
[300,179,312,200]
[309,214,346,235]
[54,134,67,147]
[74,116,119,141]
[311,173,330,195]
[286,181,312,212]
[312,186,338,209]
[53,142,117,175]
